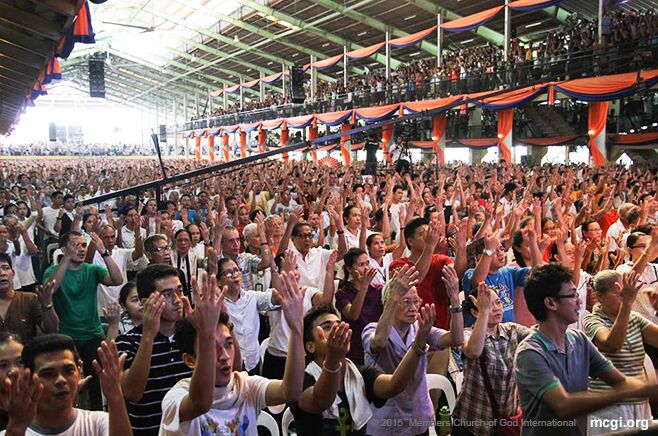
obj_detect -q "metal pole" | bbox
[310,55,317,101]
[282,63,287,99]
[173,98,178,156]
[504,0,511,62]
[194,93,199,117]
[598,0,603,45]
[343,46,348,88]
[223,84,227,110]
[183,95,188,124]
[437,14,443,68]
[239,77,244,110]
[260,71,265,103]
[208,89,213,115]
[385,32,391,81]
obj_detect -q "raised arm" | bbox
[94,340,134,436]
[591,272,640,353]
[462,283,494,359]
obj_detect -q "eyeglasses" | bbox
[148,246,171,253]
[295,233,313,239]
[220,268,241,278]
[399,298,422,308]
[553,292,580,300]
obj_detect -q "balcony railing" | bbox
[178,39,658,132]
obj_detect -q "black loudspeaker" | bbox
[364,140,379,175]
[48,123,56,142]
[520,155,529,165]
[88,58,105,98]
[159,124,167,142]
[289,66,305,104]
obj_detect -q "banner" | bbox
[222,133,230,162]
[588,102,608,167]
[432,114,447,165]
[208,136,215,162]
[497,108,513,163]
[194,136,201,161]
[239,130,247,158]
[340,122,351,166]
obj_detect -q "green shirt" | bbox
[44,263,108,341]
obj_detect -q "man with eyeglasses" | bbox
[516,263,658,436]
[219,219,271,292]
[116,264,193,436]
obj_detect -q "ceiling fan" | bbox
[101,21,156,33]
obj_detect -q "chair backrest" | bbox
[644,353,657,384]
[426,374,456,412]
[260,337,270,373]
[281,407,294,436]
[257,411,280,436]
[455,371,464,395]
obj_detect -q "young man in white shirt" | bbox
[0,334,132,436]
[160,270,305,436]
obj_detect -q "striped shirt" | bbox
[583,304,651,404]
[116,325,192,436]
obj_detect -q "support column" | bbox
[260,72,265,103]
[310,55,317,101]
[598,0,604,45]
[504,0,511,62]
[432,114,447,165]
[194,93,199,117]
[282,63,287,99]
[588,101,608,167]
[208,89,213,115]
[239,77,244,111]
[529,146,548,165]
[385,32,391,81]
[437,14,443,68]
[173,98,178,156]
[343,46,348,88]
[223,84,227,110]
[469,107,486,163]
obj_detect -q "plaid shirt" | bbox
[453,323,531,436]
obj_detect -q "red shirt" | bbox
[389,254,454,329]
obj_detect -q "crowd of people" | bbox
[0,142,158,157]
[1,153,658,435]
[187,7,658,130]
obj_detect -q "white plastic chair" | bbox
[257,411,280,436]
[426,374,456,411]
[455,371,464,395]
[644,353,657,384]
[282,407,295,436]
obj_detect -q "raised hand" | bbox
[184,272,225,336]
[425,219,442,251]
[92,340,126,400]
[441,264,460,303]
[90,232,106,253]
[199,221,210,243]
[142,292,166,340]
[325,249,338,274]
[619,270,641,307]
[469,282,494,314]
[273,271,304,329]
[36,280,56,308]
[415,303,436,345]
[0,368,42,432]
[354,266,376,290]
[102,302,122,326]
[320,322,352,362]
[389,264,420,294]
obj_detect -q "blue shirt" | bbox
[175,209,199,225]
[462,266,530,327]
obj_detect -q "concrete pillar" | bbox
[529,146,548,166]
[260,72,265,103]
[310,55,317,101]
[343,46,348,88]
[504,0,511,61]
[282,63,287,99]
[385,32,391,81]
[437,14,443,68]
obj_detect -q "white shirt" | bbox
[0,409,109,436]
[606,219,628,252]
[369,253,394,286]
[93,248,134,314]
[160,372,271,436]
[42,206,60,235]
[13,238,36,287]
[267,287,320,357]
[225,289,279,371]
[290,245,334,291]
[569,269,591,331]
[120,226,146,249]
[344,228,375,251]
[617,261,658,323]
[389,202,405,236]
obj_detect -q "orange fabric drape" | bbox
[588,101,609,167]
[258,128,266,153]
[281,128,289,164]
[194,136,201,161]
[239,130,247,158]
[340,122,351,166]
[497,108,513,163]
[440,5,504,32]
[222,133,230,162]
[432,115,446,165]
[208,136,215,162]
[308,123,318,164]
[381,124,393,164]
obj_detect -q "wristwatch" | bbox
[413,341,430,356]
[100,250,110,258]
[483,248,496,256]
[449,304,462,314]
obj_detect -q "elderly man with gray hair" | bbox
[584,269,658,434]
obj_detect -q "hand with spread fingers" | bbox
[415,303,436,346]
[184,272,226,336]
[1,368,43,434]
[92,340,127,401]
[321,322,352,364]
[274,271,305,330]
